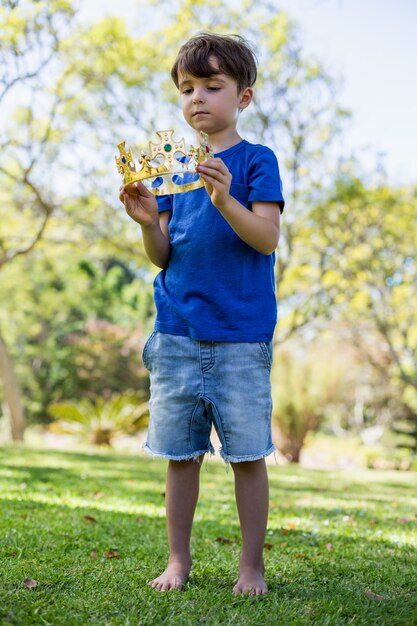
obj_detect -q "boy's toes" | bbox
[149,576,184,592]
[148,563,190,592]
[233,569,268,596]
[149,580,162,591]
[235,585,268,596]
[233,582,250,594]
[164,578,182,591]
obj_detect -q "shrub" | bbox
[48,391,148,446]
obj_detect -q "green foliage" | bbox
[0,0,415,465]
[48,391,149,446]
[271,339,349,462]
[303,177,417,445]
[0,1,74,53]
[66,319,148,399]
[0,250,154,423]
[391,419,417,455]
[364,444,414,471]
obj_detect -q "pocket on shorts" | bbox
[258,341,273,371]
[142,330,157,370]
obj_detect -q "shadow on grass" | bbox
[0,445,167,493]
[1,444,417,625]
[1,444,416,526]
[1,495,416,623]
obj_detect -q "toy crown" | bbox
[115,129,214,195]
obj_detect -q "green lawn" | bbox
[1,444,416,626]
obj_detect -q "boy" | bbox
[119,32,285,595]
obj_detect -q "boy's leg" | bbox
[150,455,204,591]
[231,458,269,595]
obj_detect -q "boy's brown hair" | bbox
[171,32,257,94]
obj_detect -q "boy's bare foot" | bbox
[233,565,268,595]
[149,560,191,592]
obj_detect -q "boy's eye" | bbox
[182,88,193,94]
[207,86,221,91]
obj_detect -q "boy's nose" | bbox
[192,93,205,104]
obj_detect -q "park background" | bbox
[1,2,417,624]
[1,0,416,469]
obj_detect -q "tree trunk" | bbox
[275,429,303,463]
[0,332,25,441]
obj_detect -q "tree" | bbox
[0,0,154,437]
[0,0,352,440]
[271,333,353,462]
[306,175,417,450]
[0,0,75,438]
[0,246,154,425]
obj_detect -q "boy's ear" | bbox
[238,87,253,111]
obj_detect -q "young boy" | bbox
[119,32,285,595]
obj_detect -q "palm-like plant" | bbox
[48,392,149,446]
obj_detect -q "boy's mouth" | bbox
[192,111,209,117]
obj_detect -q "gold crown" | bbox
[115,129,214,195]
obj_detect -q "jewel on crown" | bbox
[115,130,214,195]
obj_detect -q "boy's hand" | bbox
[197,158,232,209]
[119,181,159,227]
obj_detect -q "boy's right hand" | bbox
[119,181,159,227]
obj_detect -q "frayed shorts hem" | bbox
[142,443,214,461]
[220,444,276,463]
[142,442,276,464]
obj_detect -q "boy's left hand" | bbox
[197,158,232,209]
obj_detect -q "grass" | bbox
[0,444,416,626]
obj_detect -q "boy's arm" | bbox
[197,159,281,255]
[141,212,171,269]
[120,182,171,269]
[214,197,280,255]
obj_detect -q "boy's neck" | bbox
[201,129,243,154]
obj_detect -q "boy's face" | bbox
[177,58,252,136]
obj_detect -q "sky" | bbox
[79,0,417,186]
[275,0,417,185]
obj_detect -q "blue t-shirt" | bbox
[153,139,285,342]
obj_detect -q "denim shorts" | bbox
[142,331,275,463]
